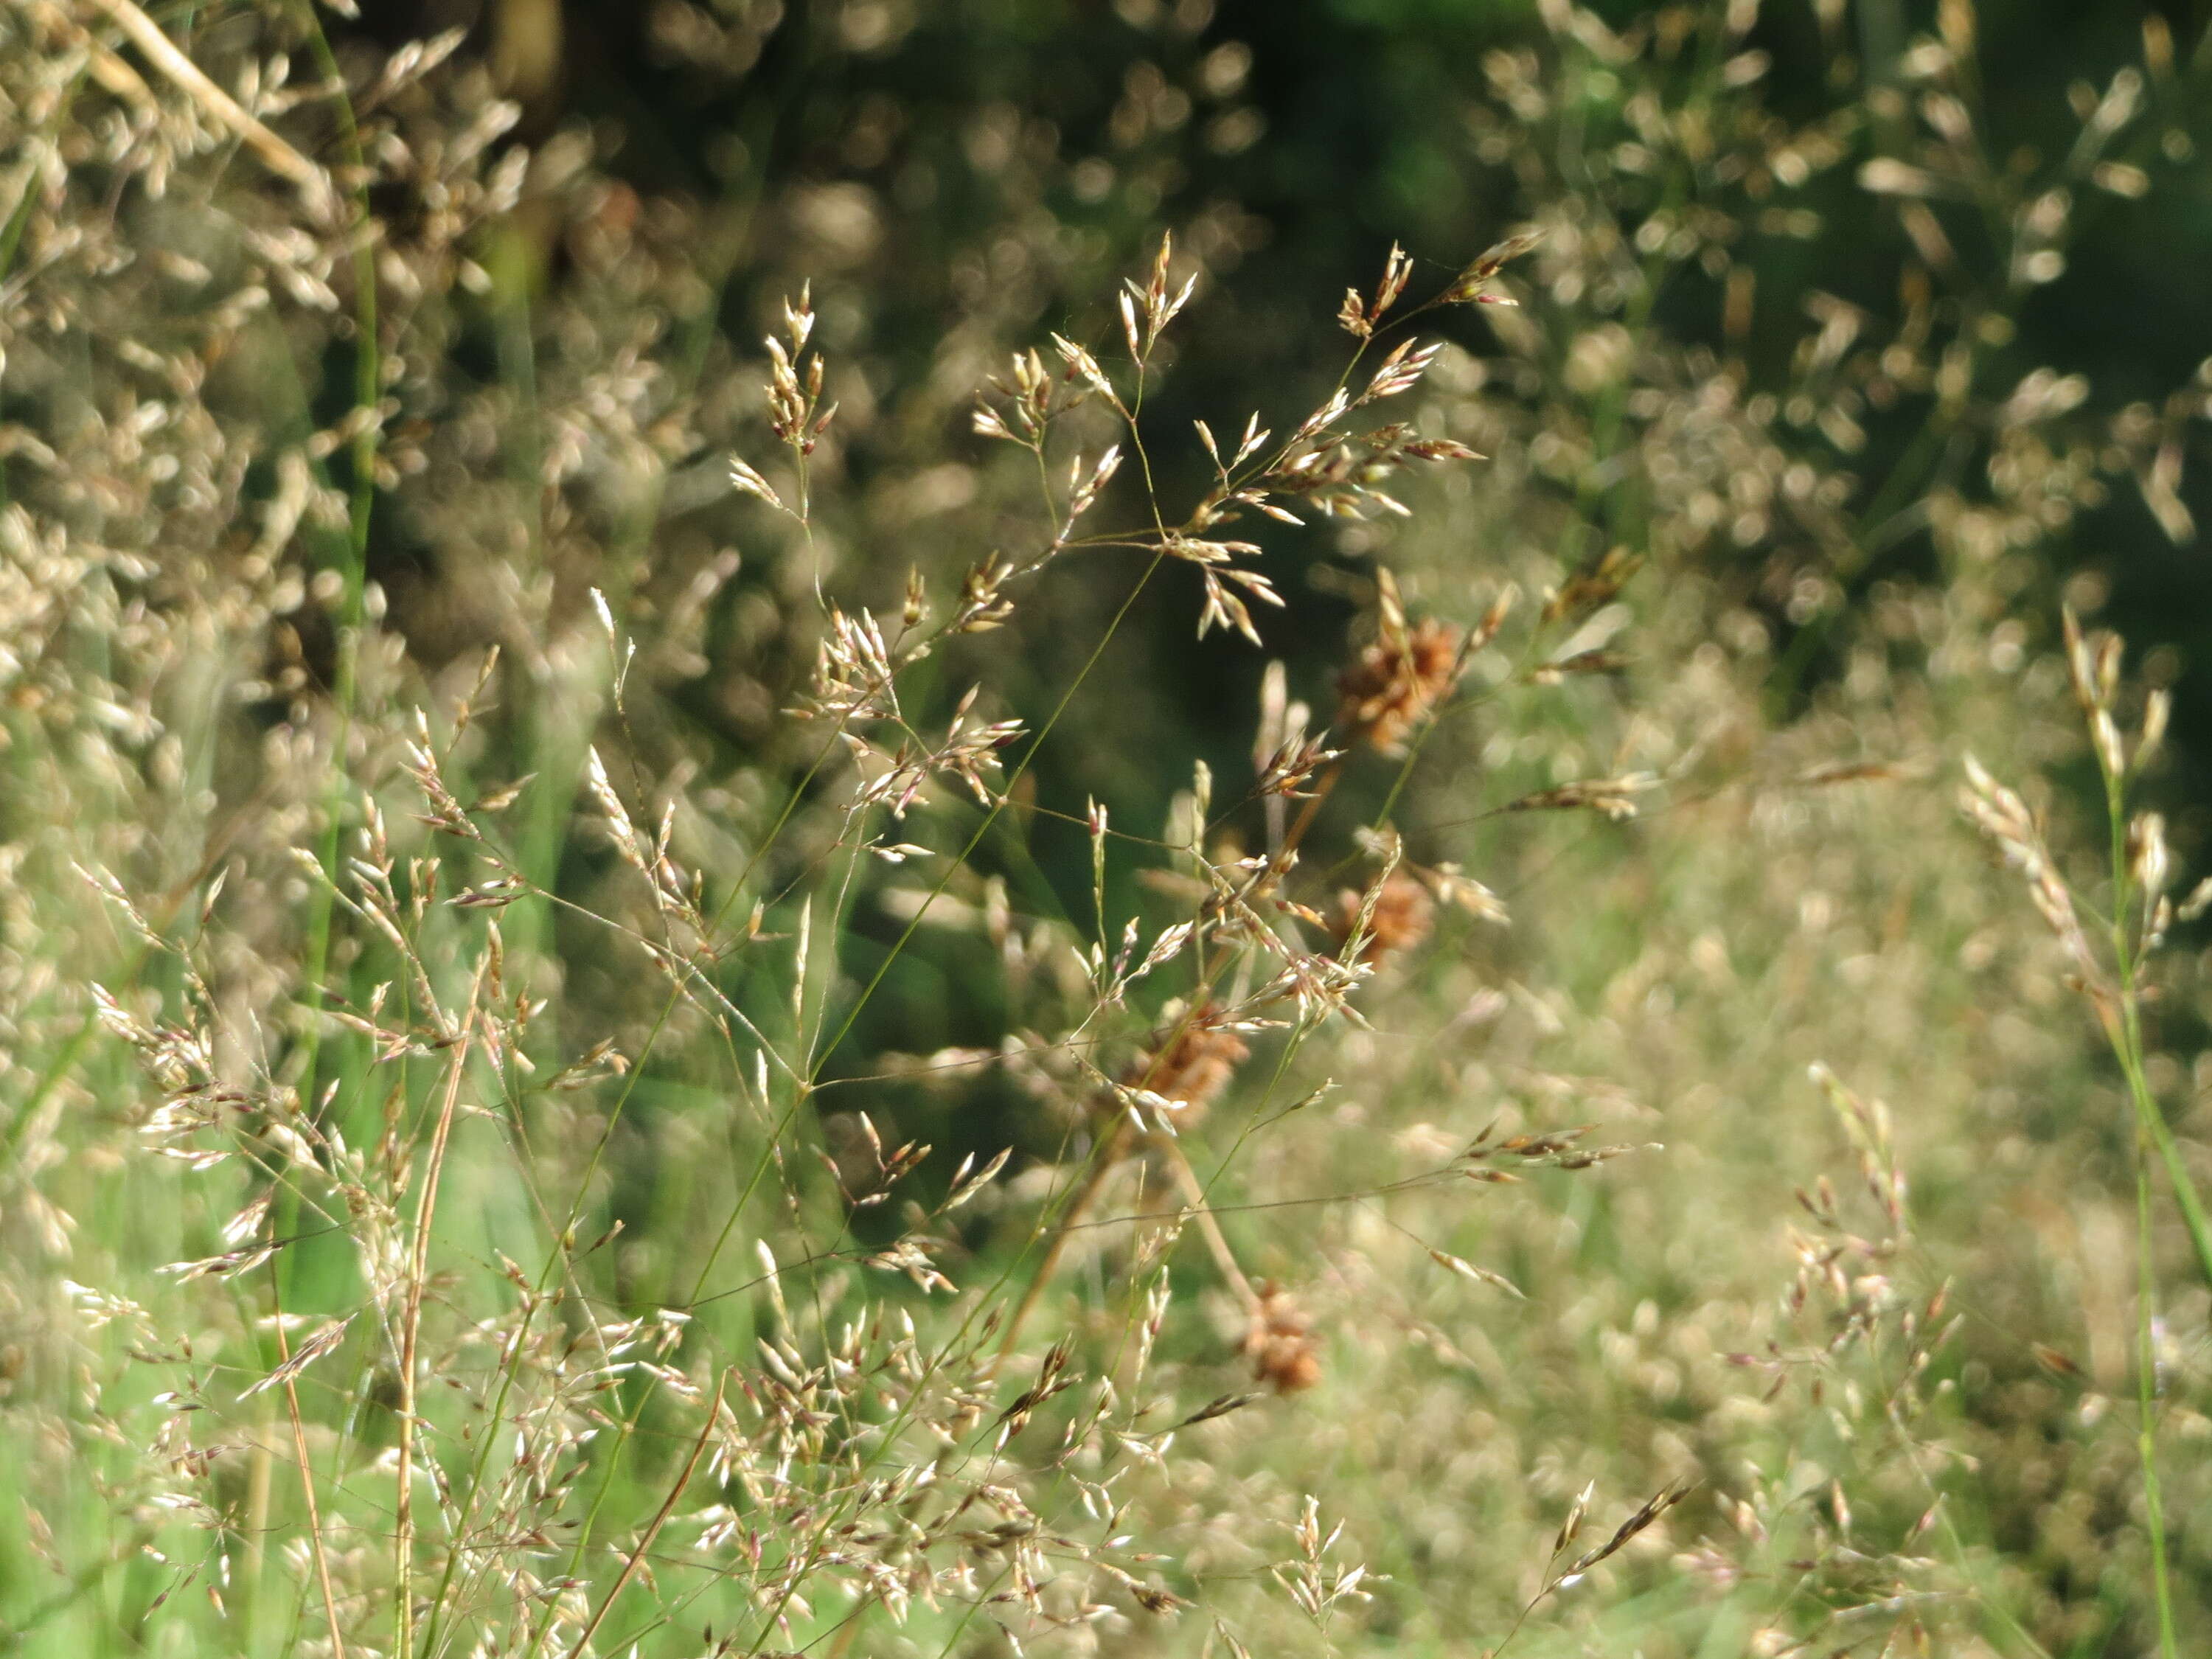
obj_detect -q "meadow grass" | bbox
[1,3,2208,1657]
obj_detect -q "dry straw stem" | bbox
[563,1368,732,1659]
[1000,994,1261,1359]
[1161,1136,1260,1311]
[80,0,338,218]
[22,1,157,114]
[266,1265,349,1659]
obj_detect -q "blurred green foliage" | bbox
[299,0,2212,1248]
[355,0,2212,821]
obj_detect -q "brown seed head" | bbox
[1243,1282,1322,1393]
[1336,594,1467,754]
[1126,1004,1249,1127]
[1330,874,1434,966]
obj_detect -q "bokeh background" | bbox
[345,0,2212,788]
[320,0,2212,1121]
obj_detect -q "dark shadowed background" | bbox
[337,0,2212,813]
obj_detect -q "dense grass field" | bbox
[3,3,2210,1656]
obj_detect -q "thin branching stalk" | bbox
[394,981,484,1659]
[268,1265,349,1659]
[83,0,335,211]
[562,1370,730,1659]
[2098,707,2182,1659]
[2135,1155,2178,1659]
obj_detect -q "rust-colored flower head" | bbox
[1125,1003,1249,1128]
[1335,569,1466,754]
[1243,1281,1322,1393]
[1330,873,1434,967]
